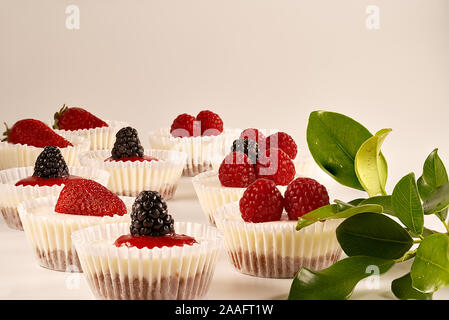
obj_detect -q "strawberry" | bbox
[2,119,73,148]
[55,179,127,217]
[53,104,108,131]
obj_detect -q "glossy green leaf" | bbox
[288,256,395,300]
[392,273,433,300]
[306,111,374,190]
[336,213,413,259]
[417,149,448,200]
[296,203,383,231]
[392,173,424,235]
[411,234,449,293]
[422,182,449,215]
[355,128,391,196]
[360,196,394,216]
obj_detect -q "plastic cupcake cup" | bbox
[214,202,342,278]
[0,166,110,231]
[0,132,90,170]
[72,222,222,300]
[17,196,134,272]
[78,149,186,199]
[192,170,289,226]
[148,128,240,177]
[54,120,128,151]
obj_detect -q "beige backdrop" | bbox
[1,0,449,190]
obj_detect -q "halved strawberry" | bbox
[55,179,127,216]
[53,104,108,130]
[2,119,73,148]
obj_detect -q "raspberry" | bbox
[196,110,223,136]
[240,128,266,146]
[218,152,256,188]
[239,179,284,223]
[256,148,296,186]
[266,132,298,159]
[170,113,197,137]
[284,177,330,220]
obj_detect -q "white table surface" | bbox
[1,175,449,300]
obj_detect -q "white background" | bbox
[1,0,449,300]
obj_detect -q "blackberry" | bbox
[130,191,175,237]
[231,138,259,164]
[111,127,144,159]
[33,146,69,178]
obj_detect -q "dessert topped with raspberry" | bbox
[53,104,108,131]
[15,146,83,187]
[105,127,158,163]
[239,177,329,223]
[2,119,73,148]
[114,191,197,249]
[55,179,127,217]
[170,110,223,138]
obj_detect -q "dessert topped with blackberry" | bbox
[15,146,82,187]
[105,127,158,163]
[115,191,197,249]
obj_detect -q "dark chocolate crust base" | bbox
[228,249,342,278]
[183,163,213,177]
[88,271,214,300]
[1,207,23,230]
[114,184,178,200]
[35,248,82,272]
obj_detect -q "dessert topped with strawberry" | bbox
[105,127,158,163]
[55,179,127,217]
[53,104,108,131]
[2,119,72,148]
[15,146,82,187]
[114,191,197,249]
[170,110,223,138]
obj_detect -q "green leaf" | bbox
[360,196,394,216]
[355,128,391,196]
[422,182,449,215]
[392,173,424,235]
[306,111,374,190]
[288,256,395,300]
[417,149,448,201]
[392,273,433,300]
[296,203,383,231]
[336,213,413,260]
[418,149,449,222]
[411,234,449,293]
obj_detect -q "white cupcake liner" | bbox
[78,149,186,199]
[17,196,134,272]
[148,128,240,177]
[0,131,90,170]
[54,120,129,151]
[192,170,288,226]
[214,202,342,278]
[72,222,222,300]
[0,166,110,231]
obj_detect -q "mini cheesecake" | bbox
[18,179,133,272]
[72,191,222,300]
[214,202,342,278]
[0,146,109,230]
[52,105,129,150]
[79,127,186,199]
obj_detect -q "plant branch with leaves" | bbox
[288,111,449,300]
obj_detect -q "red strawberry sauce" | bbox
[114,234,197,249]
[15,175,83,187]
[105,156,158,163]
